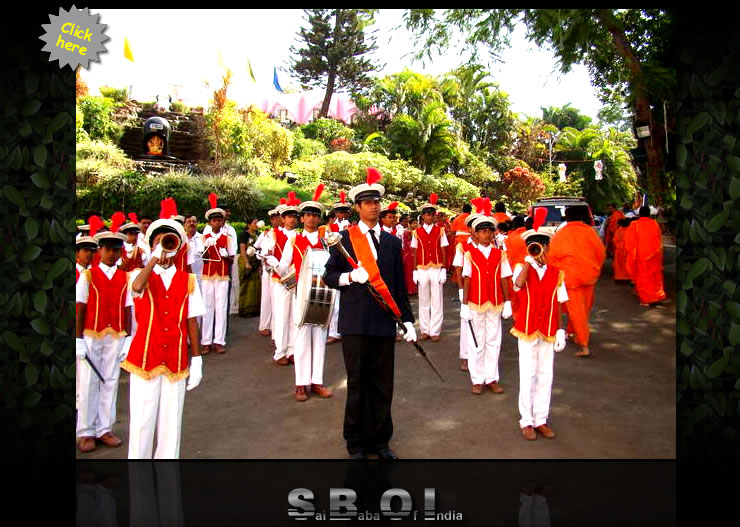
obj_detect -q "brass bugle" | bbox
[160,231,181,253]
[527,242,543,257]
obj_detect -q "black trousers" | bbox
[341,335,395,454]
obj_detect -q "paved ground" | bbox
[78,251,675,459]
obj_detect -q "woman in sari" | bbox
[238,218,262,317]
[402,215,418,296]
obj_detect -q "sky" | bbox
[84,9,603,120]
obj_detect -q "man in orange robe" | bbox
[612,218,631,282]
[624,207,667,306]
[604,203,625,258]
[450,205,472,288]
[547,206,606,357]
[505,215,527,318]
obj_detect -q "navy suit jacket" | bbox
[323,228,414,337]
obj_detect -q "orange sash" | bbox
[347,225,402,318]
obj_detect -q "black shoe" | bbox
[376,448,398,460]
[349,450,367,460]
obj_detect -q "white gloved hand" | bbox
[117,336,133,362]
[256,220,265,229]
[412,270,419,284]
[187,356,203,391]
[152,244,175,260]
[554,329,567,352]
[439,267,447,284]
[75,338,88,359]
[524,255,537,267]
[266,256,279,268]
[219,247,228,257]
[403,321,417,342]
[204,237,217,247]
[349,266,369,284]
[460,304,472,321]
[246,246,256,257]
[502,300,513,320]
[458,289,464,302]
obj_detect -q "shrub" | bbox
[170,101,189,114]
[300,117,354,148]
[98,86,129,104]
[77,96,122,143]
[291,128,328,159]
[76,138,134,186]
[498,166,546,207]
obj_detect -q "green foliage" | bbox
[76,137,134,186]
[541,103,593,130]
[497,165,546,206]
[1,44,76,458]
[77,95,122,143]
[291,128,328,159]
[300,117,354,148]
[170,101,189,114]
[98,85,129,103]
[369,68,444,119]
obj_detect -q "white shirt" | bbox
[129,265,206,318]
[76,262,134,307]
[204,229,237,257]
[462,244,513,279]
[336,218,350,231]
[187,232,205,276]
[410,223,449,249]
[394,224,405,242]
[382,225,393,234]
[512,263,569,303]
[338,220,381,287]
[277,229,320,276]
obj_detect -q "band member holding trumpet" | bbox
[278,184,334,402]
[323,167,416,460]
[460,213,513,395]
[119,213,149,272]
[200,194,236,354]
[76,212,133,453]
[267,193,301,365]
[122,215,206,458]
[510,208,568,441]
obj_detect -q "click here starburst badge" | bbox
[39,6,109,69]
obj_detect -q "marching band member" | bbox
[380,201,399,234]
[254,206,282,336]
[326,192,351,345]
[266,193,300,365]
[76,229,99,412]
[119,213,148,272]
[122,215,206,458]
[460,214,513,395]
[510,208,568,441]
[411,193,448,341]
[281,184,334,402]
[76,213,132,453]
[200,194,236,354]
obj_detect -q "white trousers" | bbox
[76,335,122,438]
[258,269,272,331]
[294,323,328,386]
[272,283,296,360]
[128,373,186,459]
[517,338,555,428]
[201,279,229,346]
[328,290,341,339]
[467,309,502,385]
[417,267,444,336]
[459,319,469,359]
[229,260,239,315]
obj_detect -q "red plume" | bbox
[208,193,218,210]
[340,191,346,204]
[533,207,548,232]
[287,191,301,206]
[159,198,177,219]
[429,193,438,205]
[471,197,483,214]
[168,198,179,218]
[88,215,104,237]
[127,212,139,224]
[482,197,492,217]
[110,211,126,233]
[313,183,325,202]
[388,201,399,211]
[366,167,382,186]
[279,198,287,205]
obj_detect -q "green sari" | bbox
[238,230,261,317]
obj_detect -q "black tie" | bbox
[369,229,380,254]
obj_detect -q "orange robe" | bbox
[504,227,527,318]
[605,210,625,256]
[548,221,606,347]
[612,227,630,281]
[493,212,511,225]
[624,217,666,304]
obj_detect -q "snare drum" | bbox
[279,268,298,290]
[295,248,336,327]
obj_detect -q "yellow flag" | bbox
[247,58,256,83]
[123,36,134,62]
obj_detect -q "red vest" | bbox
[414,225,444,268]
[122,245,144,272]
[122,271,194,381]
[465,245,506,311]
[329,223,340,233]
[202,232,230,279]
[271,229,289,280]
[174,242,189,272]
[511,264,564,343]
[82,266,129,338]
[292,233,324,282]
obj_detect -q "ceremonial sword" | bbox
[325,232,446,382]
